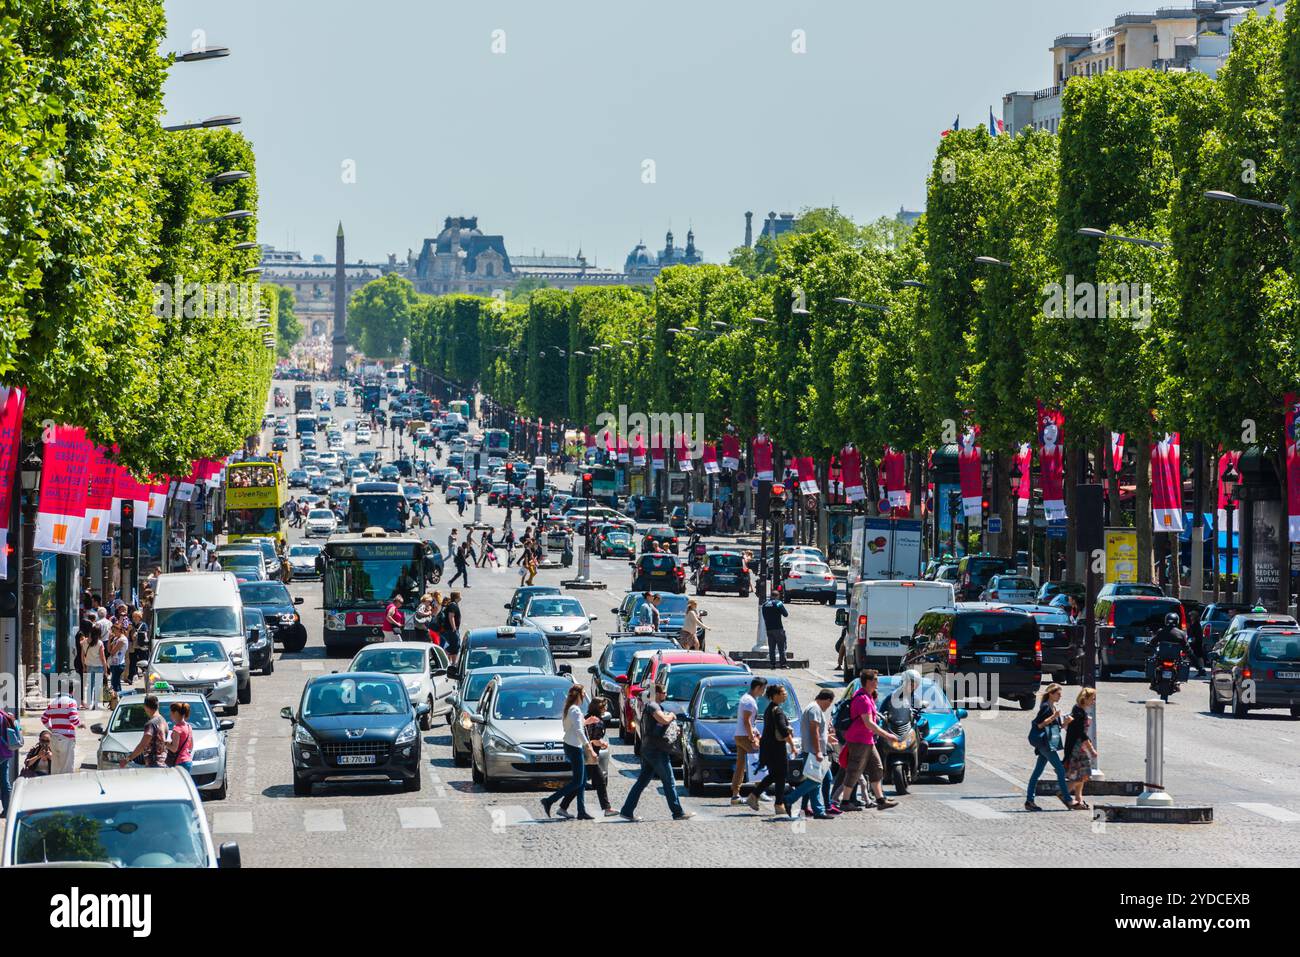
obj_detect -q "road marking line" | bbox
[807,670,829,682]
[301,661,325,671]
[1234,803,1300,822]
[965,755,1026,791]
[397,806,443,829]
[304,809,346,831]
[212,812,254,833]
[489,805,541,828]
[941,800,1010,820]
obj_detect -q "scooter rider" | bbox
[1147,612,1189,687]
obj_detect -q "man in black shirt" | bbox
[761,597,790,669]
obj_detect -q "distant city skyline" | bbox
[162,0,1131,265]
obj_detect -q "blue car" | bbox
[680,674,799,796]
[873,674,968,784]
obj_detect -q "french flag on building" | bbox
[988,107,1003,136]
[940,115,960,137]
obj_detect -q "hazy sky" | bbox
[162,0,1126,267]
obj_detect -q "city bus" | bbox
[295,413,318,438]
[319,532,443,651]
[449,399,470,421]
[294,384,312,412]
[385,367,406,393]
[483,428,510,459]
[225,458,287,547]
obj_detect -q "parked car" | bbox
[283,671,428,795]
[92,692,233,800]
[1208,626,1300,718]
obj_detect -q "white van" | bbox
[839,579,956,676]
[151,572,251,711]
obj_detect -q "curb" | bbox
[1093,804,1213,824]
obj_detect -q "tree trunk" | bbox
[1135,440,1153,583]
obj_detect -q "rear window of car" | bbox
[955,612,1038,650]
[963,558,1009,588]
[1113,599,1182,630]
[709,553,743,569]
[640,555,676,570]
[1207,604,1251,621]
[1253,634,1300,662]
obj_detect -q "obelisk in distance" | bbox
[331,221,347,375]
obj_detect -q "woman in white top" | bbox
[80,625,108,709]
[541,684,593,820]
[678,600,707,651]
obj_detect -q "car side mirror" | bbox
[615,674,628,684]
[431,667,446,677]
[218,719,236,732]
[557,664,572,675]
[217,842,242,869]
[90,723,105,735]
[415,701,431,717]
[956,708,969,720]
[700,611,708,618]
[610,608,618,614]
[503,603,511,610]
[294,596,304,605]
[589,614,598,621]
[279,706,295,721]
[835,608,848,626]
[447,665,459,679]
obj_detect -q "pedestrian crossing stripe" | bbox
[397,806,443,829]
[941,800,1010,820]
[1234,803,1300,822]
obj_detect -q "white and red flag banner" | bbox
[1015,443,1033,517]
[958,425,982,518]
[36,425,90,554]
[840,446,865,503]
[752,435,774,481]
[616,433,629,464]
[82,447,116,543]
[882,447,908,509]
[796,456,818,496]
[675,432,693,472]
[1111,432,1125,475]
[650,433,665,471]
[1216,449,1242,532]
[702,443,720,475]
[1037,403,1067,520]
[1151,432,1183,532]
[631,432,646,467]
[147,477,169,518]
[0,386,25,577]
[720,434,740,471]
[1287,394,1300,543]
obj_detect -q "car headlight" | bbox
[293,724,316,746]
[395,722,418,745]
[193,747,220,762]
[696,738,724,755]
[221,670,235,682]
[484,732,515,753]
[326,612,346,630]
[600,680,621,694]
[936,723,964,743]
[101,750,128,764]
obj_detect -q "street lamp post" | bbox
[1222,463,1240,601]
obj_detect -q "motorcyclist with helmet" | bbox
[1146,611,1190,691]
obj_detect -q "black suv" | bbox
[626,495,664,522]
[1208,626,1300,718]
[238,580,308,653]
[631,553,686,593]
[1094,594,1184,678]
[695,550,750,597]
[904,606,1042,710]
[955,555,1015,602]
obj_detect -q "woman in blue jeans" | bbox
[1025,683,1074,811]
[541,685,594,820]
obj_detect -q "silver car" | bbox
[145,638,240,713]
[449,665,545,766]
[519,594,597,657]
[286,542,322,580]
[91,692,232,799]
[469,673,576,790]
[348,642,455,731]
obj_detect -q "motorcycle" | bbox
[875,696,929,795]
[1146,640,1190,702]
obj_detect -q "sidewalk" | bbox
[19,705,111,772]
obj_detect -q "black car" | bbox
[238,580,308,653]
[640,525,680,555]
[996,604,1083,684]
[644,660,749,762]
[1095,594,1185,677]
[242,606,275,675]
[1035,580,1085,606]
[393,458,414,477]
[669,506,687,531]
[631,553,686,593]
[271,436,288,452]
[282,672,428,795]
[904,606,1042,709]
[955,554,1015,602]
[626,495,664,522]
[586,636,678,719]
[695,550,750,597]
[1209,626,1300,718]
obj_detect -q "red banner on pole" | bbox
[675,432,693,472]
[958,425,982,518]
[0,386,25,577]
[1037,403,1066,520]
[1151,433,1183,532]
[796,456,818,496]
[752,435,773,481]
[720,434,740,471]
[1015,443,1032,517]
[702,443,720,475]
[1287,395,1300,543]
[36,425,90,554]
[631,432,646,468]
[840,446,865,503]
[82,447,116,543]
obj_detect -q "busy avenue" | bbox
[158,381,1300,868]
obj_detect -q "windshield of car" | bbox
[492,681,567,720]
[709,553,743,569]
[605,641,675,674]
[289,544,320,558]
[696,682,797,720]
[1207,604,1252,621]
[216,551,262,568]
[239,582,291,605]
[154,606,239,637]
[304,677,408,716]
[963,558,1009,589]
[525,597,584,618]
[1253,634,1300,662]
[461,672,500,704]
[665,666,742,701]
[309,509,334,520]
[14,800,208,867]
[1113,599,1182,630]
[154,640,228,664]
[876,678,956,714]
[464,644,553,673]
[110,700,215,732]
[1114,583,1164,596]
[351,647,426,674]
[994,577,1035,591]
[639,555,676,571]
[789,562,830,577]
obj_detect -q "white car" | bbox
[518,594,596,657]
[2,767,239,868]
[445,479,472,503]
[305,508,338,537]
[145,638,240,713]
[286,542,322,579]
[356,427,372,445]
[92,692,232,799]
[780,560,837,603]
[981,575,1038,603]
[347,642,456,730]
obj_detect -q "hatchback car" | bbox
[779,560,836,603]
[680,674,797,795]
[640,525,679,554]
[981,575,1037,603]
[92,692,233,799]
[449,665,546,766]
[504,585,562,626]
[595,526,634,559]
[631,553,686,593]
[469,673,577,790]
[305,508,338,537]
[613,591,691,634]
[283,672,428,795]
[696,550,750,597]
[1209,627,1300,718]
[1213,612,1299,656]
[519,594,597,657]
[286,542,322,580]
[348,642,455,730]
[145,638,239,713]
[1095,594,1186,677]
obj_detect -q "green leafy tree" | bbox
[349,273,415,359]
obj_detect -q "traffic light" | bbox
[981,498,991,519]
[947,489,961,517]
[769,483,786,519]
[504,462,513,484]
[581,472,593,498]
